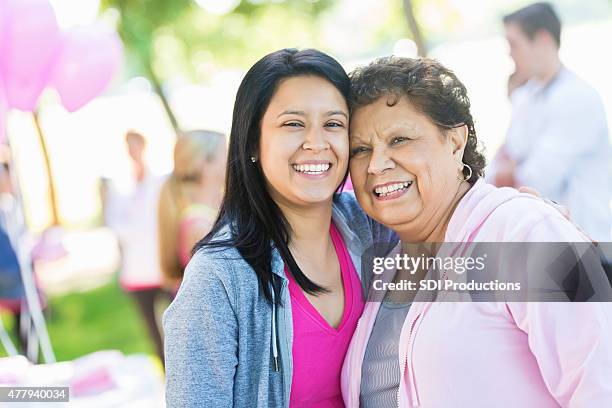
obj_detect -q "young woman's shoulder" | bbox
[333,191,373,243]
[333,191,365,219]
[176,226,263,310]
[189,245,260,290]
[163,229,255,407]
[332,191,398,252]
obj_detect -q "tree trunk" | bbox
[143,56,181,135]
[116,0,180,135]
[402,0,427,57]
[33,111,59,226]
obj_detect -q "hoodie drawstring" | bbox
[270,282,280,372]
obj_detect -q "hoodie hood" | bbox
[444,178,534,243]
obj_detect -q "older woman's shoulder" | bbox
[485,192,588,242]
[492,191,559,217]
[332,192,398,247]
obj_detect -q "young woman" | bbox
[163,49,396,407]
[157,130,226,291]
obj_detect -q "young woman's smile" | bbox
[291,160,333,178]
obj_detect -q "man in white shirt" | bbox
[488,2,611,241]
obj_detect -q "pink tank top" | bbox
[177,203,217,267]
[286,223,365,407]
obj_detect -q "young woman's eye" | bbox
[283,121,304,128]
[350,146,370,157]
[326,121,345,128]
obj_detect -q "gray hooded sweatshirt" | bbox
[163,192,397,407]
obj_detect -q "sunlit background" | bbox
[1,1,611,404]
[6,0,612,231]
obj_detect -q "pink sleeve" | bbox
[507,214,612,407]
[178,215,215,268]
[507,302,612,407]
[177,217,195,268]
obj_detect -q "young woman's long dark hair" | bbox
[195,48,351,304]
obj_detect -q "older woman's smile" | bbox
[373,180,413,200]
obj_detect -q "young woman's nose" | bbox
[302,126,330,152]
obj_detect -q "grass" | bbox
[0,279,160,363]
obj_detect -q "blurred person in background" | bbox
[0,145,28,355]
[487,2,611,241]
[157,130,226,292]
[0,145,46,361]
[0,145,20,231]
[103,130,169,365]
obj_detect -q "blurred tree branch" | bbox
[101,0,193,134]
[402,0,427,56]
[32,111,60,226]
[100,0,334,135]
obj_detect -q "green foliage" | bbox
[169,4,325,73]
[45,280,157,361]
[101,0,192,60]
[371,0,415,52]
[0,280,158,362]
[234,0,334,16]
[101,0,335,81]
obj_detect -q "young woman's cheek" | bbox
[260,128,291,164]
[331,132,350,171]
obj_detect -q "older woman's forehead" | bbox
[350,101,427,141]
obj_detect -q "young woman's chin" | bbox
[272,173,346,206]
[290,186,338,206]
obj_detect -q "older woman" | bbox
[341,57,612,407]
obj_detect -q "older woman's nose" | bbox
[368,149,394,175]
[302,127,330,152]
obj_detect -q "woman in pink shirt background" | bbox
[342,57,612,407]
[157,129,226,292]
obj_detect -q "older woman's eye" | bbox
[391,136,410,145]
[350,146,371,157]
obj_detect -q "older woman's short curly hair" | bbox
[349,56,486,184]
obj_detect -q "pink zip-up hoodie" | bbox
[341,179,612,407]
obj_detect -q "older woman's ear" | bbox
[450,124,469,162]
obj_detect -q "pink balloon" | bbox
[0,1,7,59]
[0,4,6,144]
[0,87,7,145]
[50,26,123,112]
[0,0,61,111]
